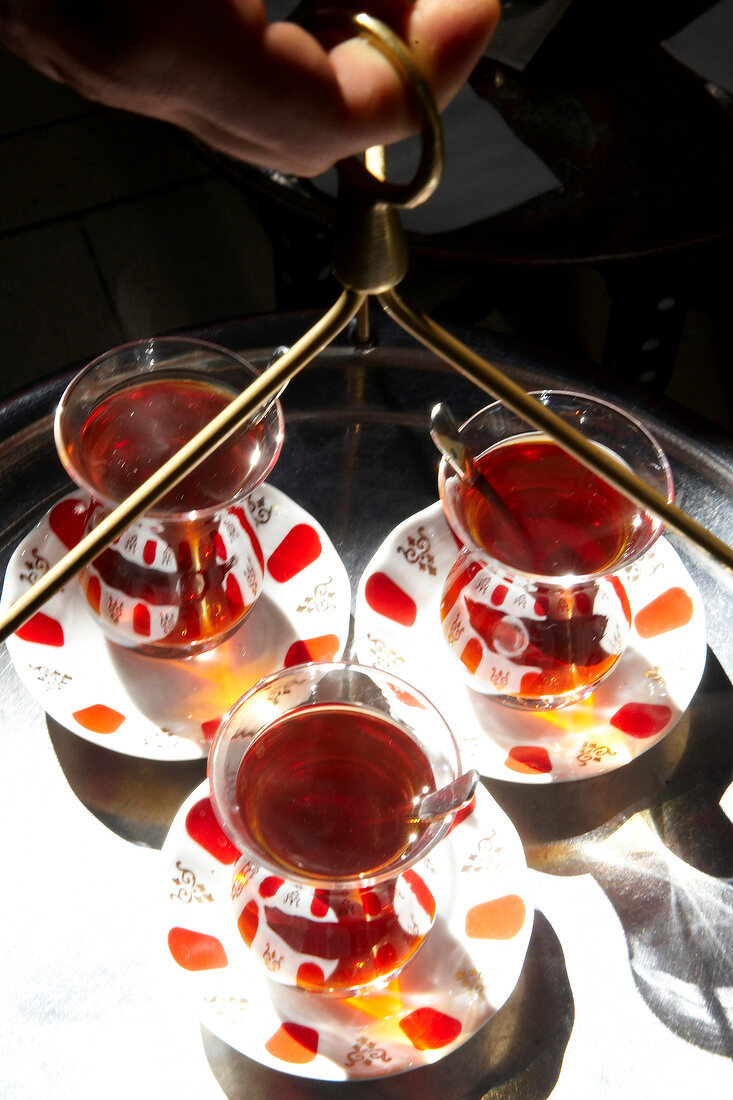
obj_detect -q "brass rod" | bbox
[355,300,372,344]
[380,288,733,574]
[0,289,366,644]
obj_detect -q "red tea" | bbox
[441,435,639,702]
[454,435,653,577]
[69,376,264,511]
[234,703,438,992]
[237,703,436,878]
[70,377,265,650]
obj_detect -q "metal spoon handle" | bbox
[414,769,480,824]
[430,401,535,558]
[430,402,475,483]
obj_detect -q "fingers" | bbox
[268,0,501,174]
[340,0,501,109]
[0,0,501,177]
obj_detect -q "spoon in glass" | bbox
[406,768,480,825]
[429,401,535,560]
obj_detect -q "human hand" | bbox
[0,0,500,176]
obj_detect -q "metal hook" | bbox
[302,8,444,209]
[294,9,447,295]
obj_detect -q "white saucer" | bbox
[1,485,351,760]
[162,780,532,1081]
[354,503,707,784]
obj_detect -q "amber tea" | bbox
[438,404,671,708]
[452,435,654,577]
[233,701,440,992]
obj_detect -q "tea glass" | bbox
[54,336,284,657]
[438,390,673,710]
[208,661,463,996]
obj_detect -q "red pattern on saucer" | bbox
[364,572,418,627]
[168,927,228,971]
[14,611,65,647]
[185,798,240,864]
[1,485,351,761]
[162,780,532,1081]
[609,702,673,739]
[283,634,341,666]
[354,504,706,784]
[465,894,527,939]
[267,524,322,582]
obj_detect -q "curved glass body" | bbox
[208,661,462,995]
[438,391,673,709]
[54,337,284,657]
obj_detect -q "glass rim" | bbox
[207,659,463,890]
[439,387,674,584]
[53,335,285,520]
[458,389,673,477]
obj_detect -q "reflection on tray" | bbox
[1,485,351,761]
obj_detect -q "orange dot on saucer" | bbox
[399,1006,462,1050]
[465,894,527,940]
[200,717,222,741]
[72,703,125,734]
[505,745,552,774]
[634,586,693,638]
[284,634,340,666]
[265,1021,319,1064]
[185,798,240,864]
[168,926,228,971]
[610,701,672,739]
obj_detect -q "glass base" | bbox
[441,542,630,712]
[485,683,598,712]
[88,600,251,660]
[469,653,621,711]
[289,935,432,999]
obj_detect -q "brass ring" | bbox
[308,9,444,209]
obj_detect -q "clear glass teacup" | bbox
[54,336,284,657]
[208,661,463,996]
[438,390,673,710]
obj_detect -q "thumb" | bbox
[328,0,501,149]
